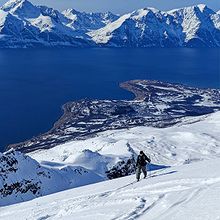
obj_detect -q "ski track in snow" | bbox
[1,113,220,219]
[1,163,220,220]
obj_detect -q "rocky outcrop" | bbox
[0,150,104,206]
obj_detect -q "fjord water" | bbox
[0,48,219,152]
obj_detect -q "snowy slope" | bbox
[0,0,118,47]
[29,111,220,168]
[62,9,119,32]
[0,0,103,47]
[89,8,182,47]
[0,0,220,47]
[168,4,220,47]
[0,8,26,47]
[89,4,220,47]
[1,158,220,220]
[1,111,220,207]
[0,150,104,206]
[1,0,40,18]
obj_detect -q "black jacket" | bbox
[136,154,151,167]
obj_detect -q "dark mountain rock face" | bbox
[106,157,136,179]
[0,150,48,205]
[0,149,104,206]
[8,80,220,153]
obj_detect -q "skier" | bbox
[136,151,151,181]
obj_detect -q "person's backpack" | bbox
[145,155,151,163]
[137,154,148,166]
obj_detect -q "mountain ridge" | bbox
[0,0,220,48]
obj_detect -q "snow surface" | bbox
[0,9,7,23]
[1,158,220,220]
[29,112,220,168]
[0,150,104,207]
[0,111,220,218]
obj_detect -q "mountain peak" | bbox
[1,0,40,18]
[168,4,213,15]
[197,4,207,12]
[63,8,79,15]
[0,0,219,48]
[128,7,161,21]
[62,8,80,21]
[195,4,215,15]
[2,0,27,11]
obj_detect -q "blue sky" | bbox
[0,0,219,13]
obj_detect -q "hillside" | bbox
[1,111,220,207]
[1,157,220,220]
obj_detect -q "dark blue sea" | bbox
[0,48,219,152]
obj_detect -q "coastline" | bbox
[5,82,137,152]
[6,80,220,153]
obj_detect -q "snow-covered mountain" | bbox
[0,150,104,206]
[0,111,220,216]
[0,0,219,48]
[0,0,91,47]
[89,7,182,47]
[63,9,119,32]
[0,0,118,47]
[169,4,220,47]
[90,4,220,47]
